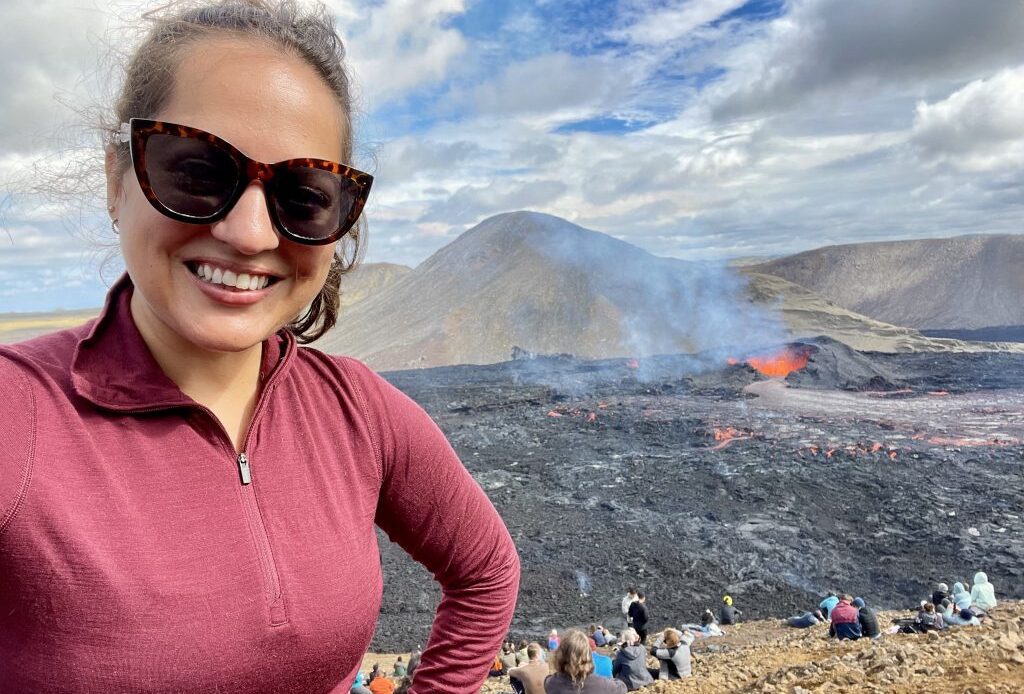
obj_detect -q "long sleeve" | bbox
[0,355,35,539]
[343,359,520,693]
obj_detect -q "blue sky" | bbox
[2,0,1024,311]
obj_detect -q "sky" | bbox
[2,0,1024,312]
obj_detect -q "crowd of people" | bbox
[351,573,1000,692]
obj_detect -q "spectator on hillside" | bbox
[828,595,862,640]
[392,656,406,678]
[819,593,840,620]
[971,571,997,613]
[593,625,608,647]
[852,598,881,639]
[786,610,824,628]
[367,674,394,694]
[501,642,519,672]
[516,639,531,666]
[351,670,372,694]
[628,593,650,644]
[650,628,695,680]
[914,602,943,632]
[952,582,972,611]
[946,607,982,627]
[367,664,381,683]
[719,595,742,625]
[931,582,949,607]
[406,648,421,678]
[544,630,627,693]
[509,642,548,694]
[611,628,654,691]
[622,587,639,628]
[601,626,618,647]
[548,630,561,652]
[591,649,613,679]
[586,626,599,651]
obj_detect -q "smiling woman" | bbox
[0,2,519,692]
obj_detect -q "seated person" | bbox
[544,630,627,693]
[945,607,982,627]
[952,582,972,611]
[971,571,997,613]
[931,582,949,607]
[819,593,840,620]
[501,642,520,672]
[509,642,548,694]
[392,656,407,678]
[917,602,945,631]
[611,628,653,691]
[650,628,695,680]
[592,650,613,679]
[828,595,862,640]
[593,625,607,647]
[719,595,741,625]
[852,598,880,639]
[367,675,394,694]
[600,626,618,647]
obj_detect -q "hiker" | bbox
[819,593,840,620]
[952,582,973,611]
[392,657,406,678]
[931,582,949,607]
[719,595,742,625]
[622,587,638,628]
[628,593,650,643]
[786,611,822,628]
[548,629,561,651]
[852,598,881,639]
[516,639,531,665]
[544,630,627,693]
[611,628,654,691]
[509,642,548,694]
[650,628,695,680]
[828,595,862,640]
[601,626,618,647]
[914,602,943,632]
[946,607,982,627]
[970,572,997,613]
[0,6,520,692]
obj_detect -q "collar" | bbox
[71,274,294,412]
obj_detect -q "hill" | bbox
[340,262,411,307]
[752,234,1024,333]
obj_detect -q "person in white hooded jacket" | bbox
[970,572,997,612]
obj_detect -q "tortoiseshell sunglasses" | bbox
[118,118,373,245]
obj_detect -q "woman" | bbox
[650,628,695,680]
[611,627,654,691]
[545,630,627,694]
[970,571,997,613]
[0,2,519,692]
[952,582,973,611]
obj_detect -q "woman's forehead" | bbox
[159,37,346,162]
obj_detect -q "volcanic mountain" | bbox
[320,212,1014,370]
[752,233,1024,339]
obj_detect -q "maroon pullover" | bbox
[0,276,520,693]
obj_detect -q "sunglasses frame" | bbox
[119,118,373,245]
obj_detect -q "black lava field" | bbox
[370,338,1024,651]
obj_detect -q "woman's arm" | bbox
[343,359,520,694]
[0,355,36,541]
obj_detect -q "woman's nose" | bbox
[210,182,279,254]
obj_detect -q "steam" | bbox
[575,569,591,597]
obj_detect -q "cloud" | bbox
[710,0,1024,121]
[911,66,1024,172]
[612,0,749,45]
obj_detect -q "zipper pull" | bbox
[237,452,252,485]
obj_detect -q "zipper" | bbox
[237,453,252,485]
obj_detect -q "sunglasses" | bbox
[118,118,372,245]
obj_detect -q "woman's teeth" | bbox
[193,263,271,291]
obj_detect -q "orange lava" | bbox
[729,345,813,378]
[626,358,639,370]
[712,426,754,450]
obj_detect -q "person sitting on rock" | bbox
[945,607,982,627]
[913,602,943,632]
[649,628,695,680]
[544,629,627,693]
[593,624,608,647]
[392,656,406,678]
[611,628,654,691]
[970,571,997,614]
[719,595,742,625]
[952,582,972,611]
[516,639,531,665]
[852,598,881,639]
[931,582,949,607]
[819,592,840,620]
[367,673,395,694]
[601,626,618,647]
[786,611,822,628]
[828,595,862,640]
[501,642,520,672]
[351,671,372,694]
[509,642,548,694]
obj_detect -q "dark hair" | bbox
[636,591,645,599]
[106,0,363,343]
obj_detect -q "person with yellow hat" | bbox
[719,595,742,625]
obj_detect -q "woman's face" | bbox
[110,37,345,354]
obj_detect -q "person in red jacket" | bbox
[828,595,863,640]
[0,2,520,692]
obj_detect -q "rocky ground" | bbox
[371,341,1024,651]
[362,601,1024,693]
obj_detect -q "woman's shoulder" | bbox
[0,322,93,387]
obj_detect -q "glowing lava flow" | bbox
[728,344,814,378]
[712,426,754,450]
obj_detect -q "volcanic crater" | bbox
[370,337,1024,651]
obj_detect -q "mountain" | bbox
[339,262,410,308]
[321,211,1017,370]
[752,234,1024,332]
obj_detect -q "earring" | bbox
[111,218,120,235]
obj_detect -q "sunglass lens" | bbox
[145,134,239,218]
[272,167,356,241]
